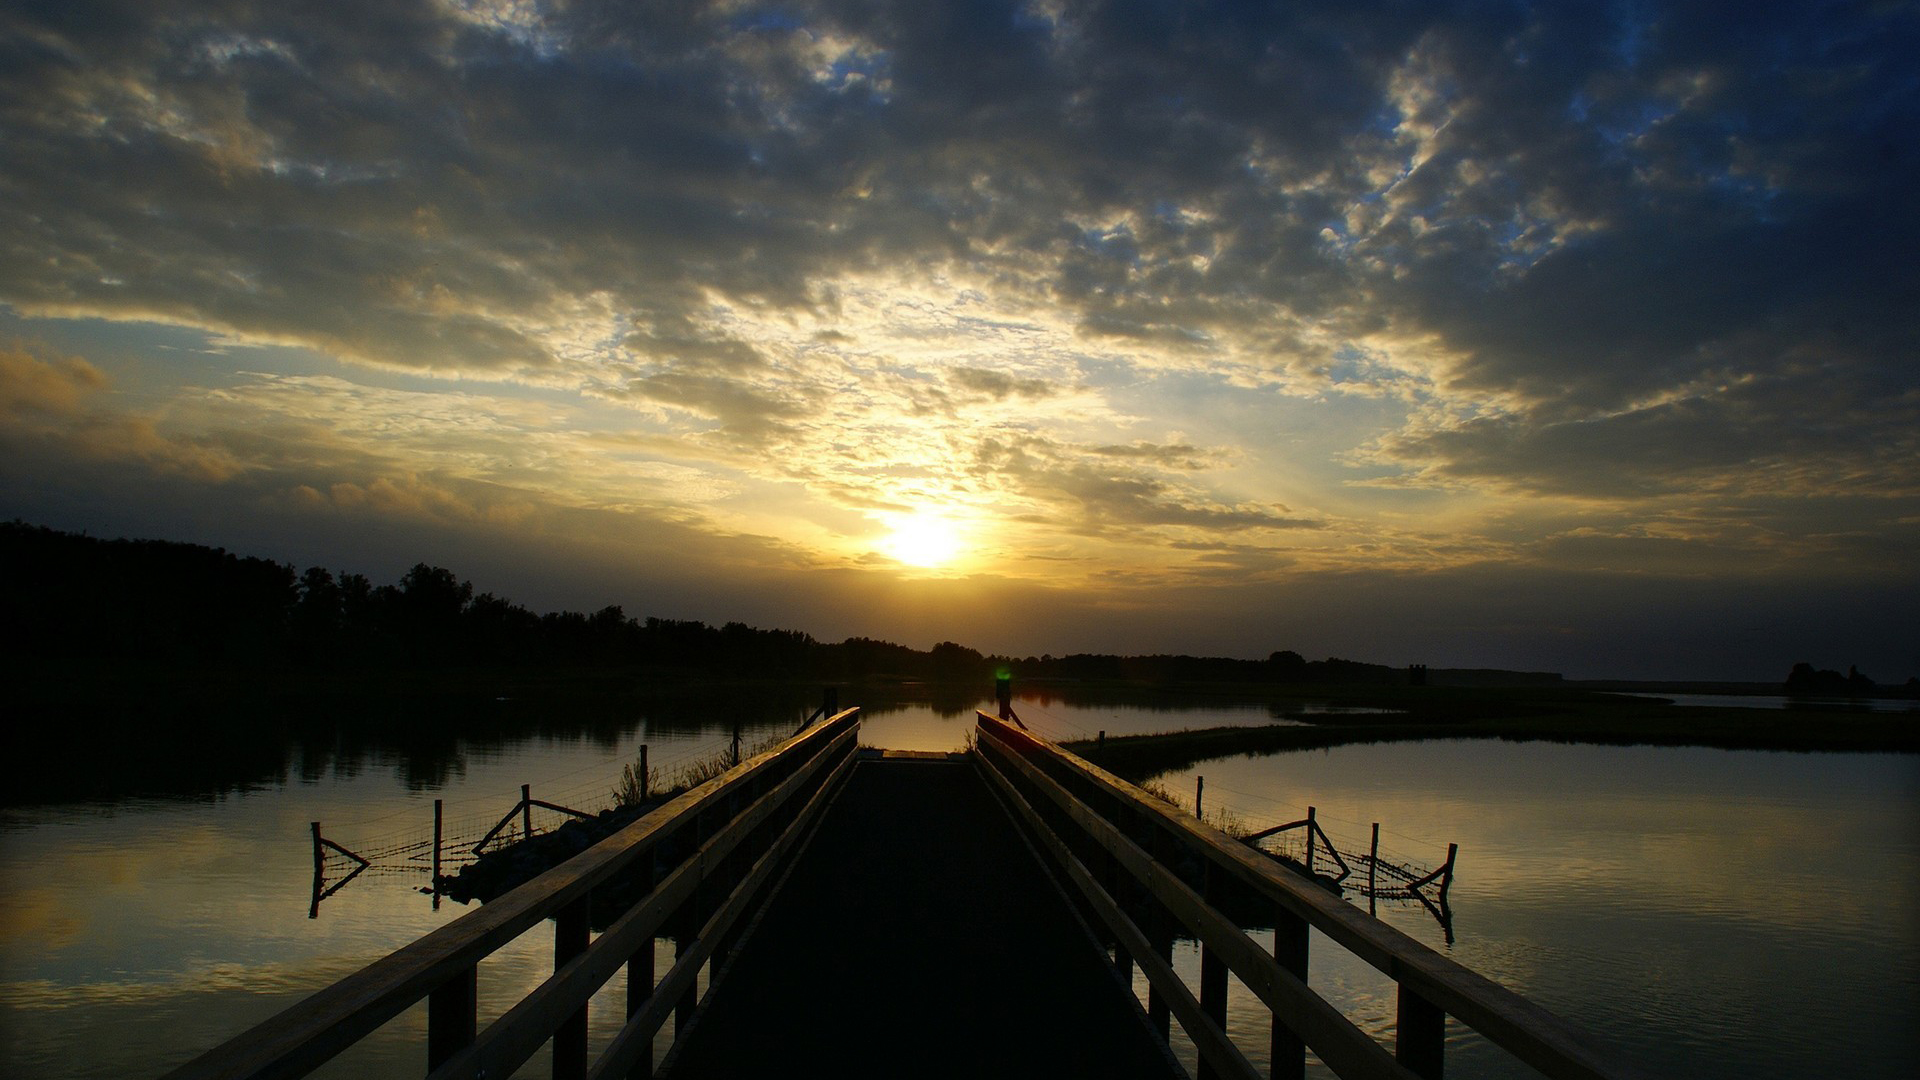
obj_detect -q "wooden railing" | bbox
[164,707,863,1080]
[973,712,1644,1080]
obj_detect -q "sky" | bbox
[1,0,1915,682]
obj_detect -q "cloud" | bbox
[1,2,1915,677]
[0,342,107,415]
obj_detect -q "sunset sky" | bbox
[2,1,1914,681]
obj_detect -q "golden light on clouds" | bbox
[0,1,1913,678]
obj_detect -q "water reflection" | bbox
[5,690,1914,1078]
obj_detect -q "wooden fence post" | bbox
[1305,806,1317,876]
[521,784,533,840]
[432,800,444,910]
[1369,822,1380,916]
[1195,775,1204,818]
[640,745,650,799]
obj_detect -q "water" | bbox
[1146,740,1920,1078]
[1635,692,1920,713]
[1,690,1913,1077]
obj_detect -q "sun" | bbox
[879,512,964,569]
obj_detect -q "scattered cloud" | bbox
[1,1,1914,677]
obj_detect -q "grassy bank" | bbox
[1063,699,1919,780]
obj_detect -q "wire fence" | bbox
[309,727,760,911]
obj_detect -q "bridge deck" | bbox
[664,753,1177,1079]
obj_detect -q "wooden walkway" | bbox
[664,752,1176,1078]
[163,704,1640,1080]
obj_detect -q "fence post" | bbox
[308,821,324,920]
[1439,842,1458,902]
[1305,806,1317,876]
[731,721,741,767]
[432,800,444,910]
[1369,822,1380,916]
[640,745,650,800]
[1096,729,1105,756]
[1195,775,1204,818]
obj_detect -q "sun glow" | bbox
[879,512,964,569]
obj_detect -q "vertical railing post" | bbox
[1271,907,1309,1080]
[427,967,478,1071]
[1397,984,1446,1079]
[521,783,533,839]
[629,846,659,1080]
[554,894,591,1080]
[1198,863,1229,1080]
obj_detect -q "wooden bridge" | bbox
[163,706,1644,1080]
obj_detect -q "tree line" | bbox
[0,521,1609,688]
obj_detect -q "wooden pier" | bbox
[163,706,1643,1080]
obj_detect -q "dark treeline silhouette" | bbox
[4,521,1569,690]
[2,522,1010,681]
[1782,662,1916,697]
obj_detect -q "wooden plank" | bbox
[979,733,1415,1080]
[977,715,1646,1080]
[587,745,860,1080]
[423,725,859,1080]
[163,709,860,1080]
[975,749,1261,1080]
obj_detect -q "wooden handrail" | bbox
[976,729,1418,1080]
[163,707,862,1080]
[975,712,1644,1080]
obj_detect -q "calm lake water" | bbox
[1,690,1913,1077]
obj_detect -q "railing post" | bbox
[521,783,534,839]
[1271,908,1309,1080]
[432,800,444,911]
[628,848,659,1080]
[1198,864,1229,1080]
[427,967,477,1071]
[1397,985,1446,1079]
[554,895,591,1079]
